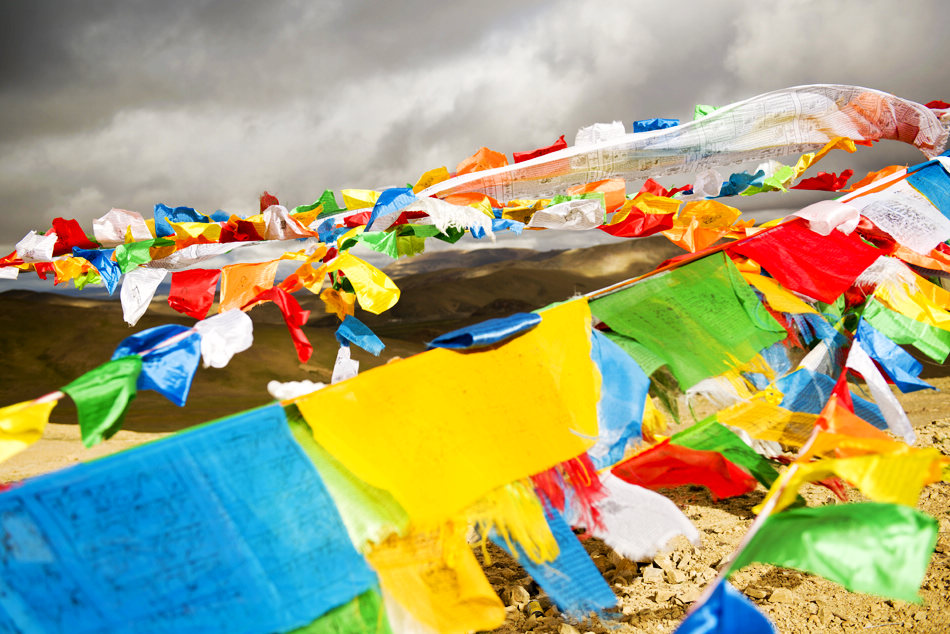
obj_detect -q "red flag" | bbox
[513,135,567,163]
[791,170,854,191]
[727,218,881,303]
[50,217,98,255]
[611,440,757,500]
[168,268,221,320]
[260,191,280,212]
[925,100,950,109]
[243,287,313,362]
[598,209,674,237]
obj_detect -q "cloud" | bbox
[1,0,948,255]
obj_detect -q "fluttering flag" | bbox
[856,319,933,392]
[863,298,950,363]
[93,208,152,246]
[61,356,143,447]
[245,286,313,362]
[633,117,679,133]
[168,268,221,320]
[492,504,619,617]
[364,187,416,232]
[288,587,391,634]
[296,299,600,525]
[671,417,780,488]
[513,134,567,163]
[324,252,400,315]
[368,527,505,633]
[120,267,167,326]
[0,399,57,463]
[792,169,854,191]
[115,238,160,272]
[675,580,777,634]
[193,309,254,369]
[153,203,208,237]
[729,503,938,603]
[0,404,378,632]
[335,315,385,356]
[845,340,916,444]
[15,230,57,262]
[756,447,945,514]
[427,312,542,350]
[218,259,280,312]
[581,473,700,562]
[112,324,201,407]
[455,146,508,176]
[71,247,121,295]
[51,217,98,254]
[717,399,819,448]
[612,441,758,500]
[775,368,887,429]
[589,329,649,469]
[591,252,786,389]
[728,218,882,303]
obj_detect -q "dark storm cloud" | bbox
[1,0,948,251]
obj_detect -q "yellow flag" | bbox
[412,166,450,193]
[0,399,56,463]
[875,281,950,332]
[320,287,356,320]
[757,447,946,514]
[170,221,222,243]
[742,272,819,315]
[368,525,505,633]
[462,480,559,565]
[324,252,400,315]
[717,400,819,447]
[52,257,90,285]
[295,299,600,525]
[218,260,280,312]
[342,189,381,210]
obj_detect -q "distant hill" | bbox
[0,236,683,432]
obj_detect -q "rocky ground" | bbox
[480,379,950,633]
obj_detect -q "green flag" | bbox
[863,298,950,363]
[62,356,142,447]
[288,587,392,634]
[590,252,786,389]
[729,502,938,602]
[671,416,780,488]
[603,331,666,377]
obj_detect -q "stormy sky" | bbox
[1,0,949,255]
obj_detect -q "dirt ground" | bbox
[2,378,948,634]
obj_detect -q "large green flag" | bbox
[729,502,938,602]
[671,416,780,488]
[863,298,950,363]
[590,252,786,389]
[61,356,142,447]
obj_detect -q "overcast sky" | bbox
[1,0,949,256]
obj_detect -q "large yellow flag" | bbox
[0,399,57,463]
[295,299,600,525]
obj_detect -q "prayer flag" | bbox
[61,356,142,447]
[120,267,167,327]
[193,309,254,369]
[0,399,56,463]
[336,315,385,356]
[675,580,776,634]
[591,252,786,389]
[612,440,757,500]
[671,417,779,488]
[245,286,313,362]
[112,324,201,407]
[427,312,542,350]
[296,299,600,525]
[729,503,938,603]
[218,260,280,313]
[728,218,881,303]
[168,268,221,320]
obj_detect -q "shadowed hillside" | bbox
[0,237,681,433]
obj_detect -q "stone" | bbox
[506,585,530,607]
[768,587,796,603]
[806,602,818,615]
[680,587,702,603]
[654,555,676,572]
[654,589,675,603]
[559,624,581,634]
[676,550,693,570]
[642,566,664,583]
[914,611,927,621]
[607,550,624,567]
[665,569,687,584]
[745,587,768,600]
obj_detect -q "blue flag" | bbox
[335,315,385,356]
[112,324,201,406]
[0,404,377,632]
[675,580,776,633]
[427,313,541,350]
[856,319,934,392]
[154,203,209,237]
[72,247,121,295]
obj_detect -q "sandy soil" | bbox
[3,378,948,632]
